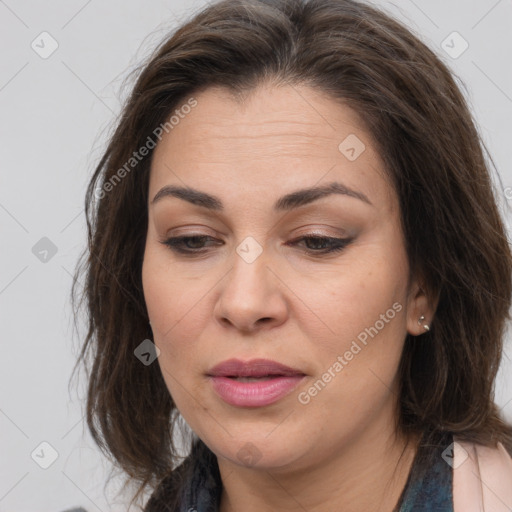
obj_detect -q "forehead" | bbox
[155,84,368,155]
[149,84,396,215]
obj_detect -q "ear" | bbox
[405,277,438,336]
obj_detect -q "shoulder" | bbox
[144,440,220,512]
[453,437,512,511]
[144,475,179,512]
[143,458,193,512]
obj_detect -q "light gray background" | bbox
[1,0,511,510]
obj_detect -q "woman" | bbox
[72,0,512,510]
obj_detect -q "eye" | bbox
[286,235,353,255]
[160,235,220,254]
[160,234,353,256]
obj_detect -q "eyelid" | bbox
[163,229,347,244]
[291,227,348,238]
[159,232,355,258]
[165,222,349,236]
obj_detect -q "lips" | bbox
[207,358,305,378]
[207,358,306,407]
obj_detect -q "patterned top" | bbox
[145,430,454,512]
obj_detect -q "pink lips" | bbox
[207,358,306,407]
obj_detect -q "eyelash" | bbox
[159,234,353,256]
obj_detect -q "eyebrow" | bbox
[151,181,372,211]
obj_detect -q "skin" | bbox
[142,83,435,512]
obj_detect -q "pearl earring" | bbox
[418,315,430,332]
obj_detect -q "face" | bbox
[142,83,431,472]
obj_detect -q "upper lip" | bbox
[207,358,305,378]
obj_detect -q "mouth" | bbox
[206,358,306,407]
[207,358,305,378]
[226,376,283,382]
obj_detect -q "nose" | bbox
[214,245,289,333]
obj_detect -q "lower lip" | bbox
[209,376,305,407]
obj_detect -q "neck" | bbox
[217,424,421,512]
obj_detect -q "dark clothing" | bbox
[145,431,454,511]
[393,431,453,511]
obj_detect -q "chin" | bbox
[204,432,303,470]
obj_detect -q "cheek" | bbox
[305,247,408,354]
[296,276,407,437]
[142,244,211,395]
[298,239,410,413]
[142,242,206,339]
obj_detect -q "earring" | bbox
[418,315,430,332]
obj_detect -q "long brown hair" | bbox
[72,0,512,507]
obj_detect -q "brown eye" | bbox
[160,235,222,254]
[160,234,353,257]
[287,235,353,255]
